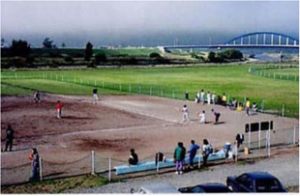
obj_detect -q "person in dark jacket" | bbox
[211,109,221,124]
[29,148,40,181]
[174,142,186,175]
[128,149,138,165]
[5,124,14,151]
[188,140,200,169]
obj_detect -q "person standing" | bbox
[202,139,213,166]
[211,92,216,105]
[222,93,227,106]
[92,88,99,104]
[29,148,40,181]
[182,104,189,123]
[245,98,251,116]
[128,149,139,165]
[196,91,200,103]
[200,89,205,104]
[174,142,184,175]
[211,109,221,124]
[4,124,14,152]
[55,101,63,119]
[188,140,200,169]
[207,91,211,105]
[199,110,206,124]
[33,91,41,103]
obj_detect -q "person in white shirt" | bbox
[207,91,211,105]
[199,110,206,124]
[211,93,216,105]
[182,104,189,122]
[200,89,205,104]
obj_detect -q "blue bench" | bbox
[114,150,226,175]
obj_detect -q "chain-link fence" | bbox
[243,126,299,152]
[1,125,298,186]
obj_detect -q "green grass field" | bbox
[1,64,299,117]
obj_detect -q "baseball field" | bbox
[1,63,299,186]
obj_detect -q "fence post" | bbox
[235,143,238,162]
[281,104,285,117]
[198,150,201,169]
[39,157,43,181]
[258,129,261,149]
[91,151,95,175]
[268,129,271,157]
[248,121,251,149]
[108,157,112,182]
[293,126,296,145]
[172,90,175,99]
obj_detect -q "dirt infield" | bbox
[1,94,298,185]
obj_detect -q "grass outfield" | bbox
[1,64,299,117]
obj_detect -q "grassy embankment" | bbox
[1,175,107,193]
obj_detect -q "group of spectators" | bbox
[128,139,214,175]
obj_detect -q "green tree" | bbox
[84,42,93,61]
[10,39,31,57]
[207,51,216,62]
[43,37,54,48]
[1,38,5,48]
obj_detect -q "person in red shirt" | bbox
[56,100,63,119]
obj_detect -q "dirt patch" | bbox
[75,138,144,152]
[1,95,163,148]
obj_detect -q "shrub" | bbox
[95,52,107,64]
[149,52,161,58]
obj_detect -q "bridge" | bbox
[163,32,299,50]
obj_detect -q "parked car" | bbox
[132,182,180,193]
[178,183,232,193]
[226,171,286,192]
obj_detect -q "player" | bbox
[245,98,251,116]
[92,88,99,104]
[33,91,41,103]
[199,110,206,124]
[55,100,63,119]
[182,104,189,122]
[211,109,221,124]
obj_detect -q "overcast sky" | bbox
[1,1,299,47]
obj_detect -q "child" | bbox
[92,88,99,104]
[33,91,40,103]
[245,98,251,116]
[182,104,189,122]
[199,110,206,124]
[56,101,63,119]
[207,91,211,105]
